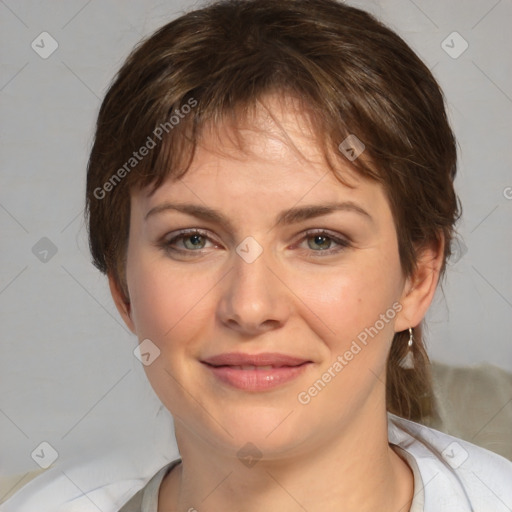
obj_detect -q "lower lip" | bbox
[203,363,311,391]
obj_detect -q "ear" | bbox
[394,235,445,333]
[108,273,136,334]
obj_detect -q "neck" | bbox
[159,404,413,512]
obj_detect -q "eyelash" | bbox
[159,228,351,257]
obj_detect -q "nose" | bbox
[216,244,291,336]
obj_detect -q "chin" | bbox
[192,400,315,460]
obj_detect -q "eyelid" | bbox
[299,228,351,243]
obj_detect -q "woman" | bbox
[83,0,511,510]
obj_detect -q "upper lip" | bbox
[201,352,311,367]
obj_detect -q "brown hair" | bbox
[85,0,460,422]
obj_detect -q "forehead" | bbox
[134,93,386,217]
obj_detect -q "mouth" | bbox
[201,352,313,391]
[211,364,295,370]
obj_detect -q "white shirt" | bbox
[3,414,511,511]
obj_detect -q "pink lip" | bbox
[201,352,312,391]
[202,352,310,367]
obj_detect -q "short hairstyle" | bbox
[85,0,461,422]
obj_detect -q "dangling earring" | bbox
[398,327,415,370]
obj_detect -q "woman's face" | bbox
[115,94,419,459]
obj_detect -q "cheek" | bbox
[126,250,217,344]
[292,253,402,347]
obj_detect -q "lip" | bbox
[202,352,310,367]
[201,352,313,391]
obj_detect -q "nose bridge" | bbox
[218,237,288,331]
[233,245,271,295]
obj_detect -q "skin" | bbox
[109,93,444,512]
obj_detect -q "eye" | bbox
[180,233,208,250]
[158,228,351,258]
[298,230,351,256]
[160,229,217,254]
[308,234,332,251]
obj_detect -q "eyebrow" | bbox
[144,201,373,229]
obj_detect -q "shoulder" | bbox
[0,468,146,512]
[117,487,143,512]
[118,459,181,512]
[0,459,181,512]
[388,413,512,511]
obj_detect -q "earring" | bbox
[398,327,415,370]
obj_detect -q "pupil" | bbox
[313,235,330,250]
[186,234,203,248]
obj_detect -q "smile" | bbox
[201,353,313,391]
